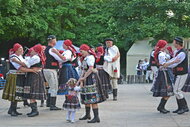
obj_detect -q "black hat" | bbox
[174,37,183,43]
[104,38,114,43]
[47,35,56,41]
[97,43,104,47]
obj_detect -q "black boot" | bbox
[79,106,91,120]
[46,93,51,107]
[182,98,189,112]
[157,98,170,114]
[10,102,22,116]
[113,89,118,101]
[173,98,180,113]
[8,102,22,115]
[88,108,100,123]
[40,100,44,107]
[23,100,30,107]
[50,97,61,110]
[28,102,39,117]
[27,102,37,115]
[177,98,188,115]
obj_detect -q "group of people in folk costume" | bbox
[2,35,120,123]
[151,37,190,115]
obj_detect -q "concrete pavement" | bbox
[0,84,190,127]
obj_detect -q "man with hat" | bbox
[164,37,189,114]
[103,38,120,101]
[43,35,64,110]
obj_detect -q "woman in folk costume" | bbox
[152,40,178,114]
[2,43,39,116]
[58,39,79,95]
[103,38,120,101]
[78,44,106,123]
[96,45,110,99]
[23,44,46,117]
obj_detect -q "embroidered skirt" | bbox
[152,70,174,97]
[2,73,25,102]
[80,72,106,104]
[23,71,46,100]
[63,95,81,111]
[58,64,79,95]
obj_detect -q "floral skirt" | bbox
[63,95,81,111]
[81,72,106,104]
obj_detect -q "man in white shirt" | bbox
[43,35,64,110]
[103,38,120,101]
[164,37,189,115]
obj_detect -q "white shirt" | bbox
[84,55,95,67]
[168,50,186,68]
[10,54,26,70]
[104,45,119,62]
[49,48,63,62]
[25,55,41,68]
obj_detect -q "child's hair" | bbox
[67,78,77,88]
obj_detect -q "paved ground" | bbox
[1,84,190,127]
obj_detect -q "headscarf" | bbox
[9,43,23,55]
[33,44,46,66]
[96,46,105,63]
[80,44,97,61]
[64,40,76,57]
[166,46,174,57]
[25,47,34,56]
[154,40,168,62]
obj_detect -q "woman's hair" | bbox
[66,78,77,88]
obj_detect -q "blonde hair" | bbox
[66,78,77,88]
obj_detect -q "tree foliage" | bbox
[0,0,190,51]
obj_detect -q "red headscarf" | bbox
[9,43,23,55]
[80,44,97,61]
[33,44,46,66]
[26,47,34,56]
[64,40,76,57]
[166,46,174,57]
[154,40,168,62]
[96,46,105,63]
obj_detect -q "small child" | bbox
[63,78,81,123]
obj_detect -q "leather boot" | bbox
[173,98,180,113]
[40,100,44,107]
[79,107,91,120]
[28,102,39,117]
[11,102,22,116]
[50,97,61,110]
[88,108,100,123]
[46,93,51,107]
[113,89,117,101]
[9,102,22,115]
[157,98,170,114]
[177,98,188,115]
[27,102,37,115]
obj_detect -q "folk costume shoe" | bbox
[79,107,91,120]
[157,98,170,114]
[88,108,100,123]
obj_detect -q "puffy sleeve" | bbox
[62,50,72,62]
[49,48,63,62]
[25,55,41,68]
[158,52,167,65]
[86,55,95,67]
[9,55,22,70]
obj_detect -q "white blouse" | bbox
[158,51,168,65]
[10,54,26,70]
[25,55,41,68]
[84,55,95,67]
